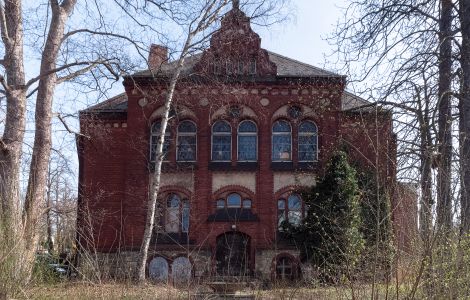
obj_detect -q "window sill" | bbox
[207,208,259,222]
[271,162,294,171]
[209,162,258,171]
[296,162,318,171]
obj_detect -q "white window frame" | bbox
[211,120,232,162]
[298,120,318,162]
[272,120,292,162]
[177,120,197,162]
[150,121,171,162]
[237,120,258,162]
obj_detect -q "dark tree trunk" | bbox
[460,0,470,233]
[436,0,453,230]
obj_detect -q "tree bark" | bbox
[460,0,470,233]
[436,0,453,231]
[0,0,26,230]
[22,0,77,280]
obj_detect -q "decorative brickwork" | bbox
[77,5,415,281]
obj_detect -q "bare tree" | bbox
[460,0,470,234]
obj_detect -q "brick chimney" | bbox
[148,44,168,69]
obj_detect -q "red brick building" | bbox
[77,5,412,282]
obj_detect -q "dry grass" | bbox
[20,282,401,300]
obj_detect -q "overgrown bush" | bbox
[286,151,365,282]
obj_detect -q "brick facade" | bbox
[77,5,415,282]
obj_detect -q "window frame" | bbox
[211,120,232,162]
[215,193,252,210]
[150,120,171,162]
[162,193,190,234]
[237,120,258,162]
[272,120,293,162]
[277,193,303,231]
[176,120,197,162]
[298,120,318,162]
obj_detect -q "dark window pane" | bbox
[177,136,196,161]
[152,122,171,134]
[182,200,190,233]
[288,194,301,210]
[151,135,171,161]
[178,121,196,133]
[238,121,257,133]
[217,199,225,209]
[227,193,241,207]
[273,120,291,132]
[212,135,231,161]
[238,135,256,161]
[278,199,286,209]
[272,135,291,160]
[242,199,252,208]
[298,135,317,161]
[167,194,181,207]
[299,121,317,133]
[213,121,231,132]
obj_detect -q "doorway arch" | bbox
[215,231,251,276]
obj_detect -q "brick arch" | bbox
[274,185,302,200]
[159,185,193,200]
[210,104,259,123]
[270,252,301,281]
[149,105,198,123]
[271,103,320,123]
[212,185,256,200]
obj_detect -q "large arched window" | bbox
[278,194,303,231]
[165,194,190,233]
[177,120,197,162]
[272,120,292,161]
[212,120,232,161]
[298,121,318,161]
[150,121,171,161]
[238,120,257,161]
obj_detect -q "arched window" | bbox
[216,193,252,209]
[148,256,169,281]
[272,120,292,161]
[212,121,232,161]
[227,193,242,208]
[278,194,303,231]
[238,120,257,161]
[177,120,197,162]
[298,121,318,161]
[171,256,192,284]
[275,255,299,281]
[150,121,171,161]
[165,194,190,233]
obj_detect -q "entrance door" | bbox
[215,232,250,276]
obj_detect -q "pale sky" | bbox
[257,0,347,73]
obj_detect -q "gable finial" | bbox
[232,0,239,9]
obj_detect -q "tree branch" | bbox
[56,62,103,84]
[25,60,111,88]
[56,113,89,139]
[0,74,10,93]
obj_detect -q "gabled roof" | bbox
[131,50,340,78]
[267,51,340,77]
[81,93,128,113]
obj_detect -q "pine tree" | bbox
[290,151,364,281]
